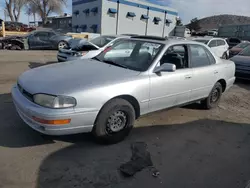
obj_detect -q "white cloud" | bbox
[156,0,250,24]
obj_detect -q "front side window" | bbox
[34,32,49,40]
[94,40,163,71]
[190,44,212,68]
[160,45,189,69]
[89,36,116,48]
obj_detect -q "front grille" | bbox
[17,83,33,101]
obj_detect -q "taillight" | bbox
[103,47,112,53]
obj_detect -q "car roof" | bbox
[128,37,207,46]
[101,35,130,38]
[193,37,225,41]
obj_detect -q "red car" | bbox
[229,42,250,58]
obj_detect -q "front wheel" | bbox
[57,41,68,50]
[201,82,222,109]
[92,98,135,144]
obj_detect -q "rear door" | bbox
[217,39,228,57]
[207,39,220,57]
[188,44,219,101]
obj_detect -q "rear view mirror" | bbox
[154,63,176,73]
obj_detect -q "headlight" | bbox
[33,94,76,108]
[74,51,88,57]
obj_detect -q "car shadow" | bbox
[35,119,250,188]
[28,61,58,69]
[182,102,206,110]
[0,93,55,147]
[2,92,250,187]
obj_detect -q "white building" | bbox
[72,0,178,37]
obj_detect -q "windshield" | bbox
[194,40,209,44]
[89,36,116,48]
[238,46,250,56]
[235,43,250,49]
[94,39,163,71]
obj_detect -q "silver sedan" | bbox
[12,36,235,143]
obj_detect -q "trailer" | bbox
[171,26,191,38]
[218,24,250,41]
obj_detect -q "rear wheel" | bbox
[92,98,135,144]
[201,82,222,109]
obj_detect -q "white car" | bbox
[57,35,131,62]
[193,37,229,59]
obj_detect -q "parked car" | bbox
[229,42,250,58]
[230,46,250,80]
[192,37,229,59]
[28,30,72,50]
[0,30,72,50]
[12,36,235,143]
[57,35,131,62]
[226,38,241,49]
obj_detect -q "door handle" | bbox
[185,75,192,79]
[214,70,218,74]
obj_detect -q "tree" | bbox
[188,17,201,31]
[29,0,67,25]
[25,3,37,25]
[5,0,27,22]
[176,17,183,26]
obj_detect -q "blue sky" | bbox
[1,0,250,24]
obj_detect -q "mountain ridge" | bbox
[191,14,250,31]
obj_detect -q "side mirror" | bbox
[153,63,176,73]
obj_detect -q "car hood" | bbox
[230,55,250,65]
[18,59,140,95]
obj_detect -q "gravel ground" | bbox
[0,51,250,188]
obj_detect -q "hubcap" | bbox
[211,88,219,103]
[58,42,66,49]
[106,111,127,133]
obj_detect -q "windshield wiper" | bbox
[102,60,128,69]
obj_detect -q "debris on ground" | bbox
[0,36,25,50]
[119,142,154,177]
[151,168,160,177]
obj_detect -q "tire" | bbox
[92,98,135,144]
[201,82,222,109]
[222,52,228,59]
[57,41,68,50]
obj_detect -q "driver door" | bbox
[149,44,193,112]
[30,32,51,49]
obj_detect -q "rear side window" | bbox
[217,40,226,46]
[208,40,217,47]
[190,44,213,67]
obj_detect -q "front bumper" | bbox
[57,52,80,62]
[11,85,98,135]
